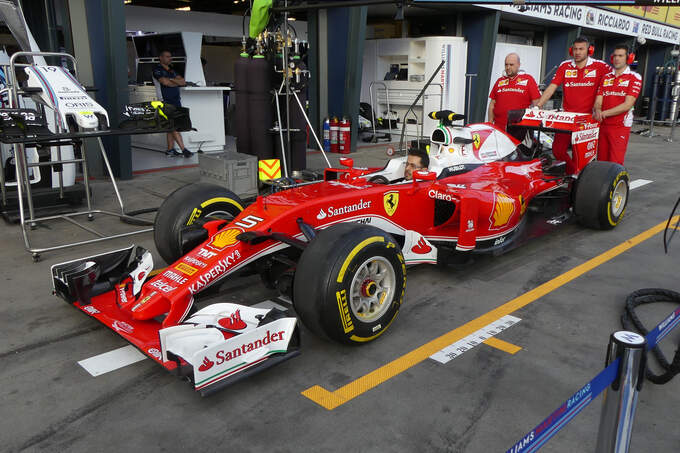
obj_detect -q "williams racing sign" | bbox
[477,4,680,45]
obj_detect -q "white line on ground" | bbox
[80,299,292,377]
[430,315,521,364]
[78,345,147,377]
[630,179,653,190]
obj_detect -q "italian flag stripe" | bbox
[195,350,286,390]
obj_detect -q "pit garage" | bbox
[1,1,680,453]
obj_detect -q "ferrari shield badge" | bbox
[383,191,399,217]
[472,133,481,150]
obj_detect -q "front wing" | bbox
[51,247,300,396]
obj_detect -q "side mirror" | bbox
[339,158,354,168]
[413,170,437,181]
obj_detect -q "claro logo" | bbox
[428,189,454,201]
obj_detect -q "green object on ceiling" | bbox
[250,0,273,38]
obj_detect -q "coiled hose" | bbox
[621,288,680,384]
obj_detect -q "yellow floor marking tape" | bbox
[148,268,165,277]
[302,216,679,410]
[483,337,522,355]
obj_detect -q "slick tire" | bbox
[574,161,629,230]
[293,223,406,345]
[154,183,244,264]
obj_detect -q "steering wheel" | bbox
[368,175,389,185]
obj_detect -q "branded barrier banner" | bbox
[506,304,680,452]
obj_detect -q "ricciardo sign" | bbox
[477,4,680,44]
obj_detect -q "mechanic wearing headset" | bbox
[488,53,540,136]
[404,148,429,180]
[593,45,642,165]
[536,36,611,173]
[153,50,193,158]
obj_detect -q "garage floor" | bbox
[1,129,679,452]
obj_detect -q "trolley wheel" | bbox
[87,214,95,221]
[32,253,41,262]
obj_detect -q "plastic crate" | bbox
[198,151,258,199]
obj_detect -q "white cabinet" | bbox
[361,36,468,139]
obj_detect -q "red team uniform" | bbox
[596,67,642,164]
[489,73,540,130]
[550,57,611,172]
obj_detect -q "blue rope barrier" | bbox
[645,305,680,350]
[506,304,680,453]
[505,359,619,453]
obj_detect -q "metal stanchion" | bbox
[595,331,647,453]
[667,105,679,142]
[465,73,477,119]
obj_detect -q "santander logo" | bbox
[218,310,248,330]
[198,357,215,372]
[316,209,327,220]
[411,237,432,255]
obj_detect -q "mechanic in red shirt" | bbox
[593,45,642,165]
[536,36,610,173]
[488,53,540,135]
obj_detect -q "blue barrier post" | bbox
[595,331,647,453]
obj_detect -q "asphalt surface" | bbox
[1,129,680,452]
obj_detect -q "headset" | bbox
[610,47,636,65]
[569,44,594,57]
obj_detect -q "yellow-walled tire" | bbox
[154,183,244,264]
[293,223,406,344]
[574,162,629,230]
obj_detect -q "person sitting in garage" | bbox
[488,52,540,139]
[404,148,430,180]
[153,50,193,158]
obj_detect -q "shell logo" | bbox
[490,192,515,229]
[210,228,241,249]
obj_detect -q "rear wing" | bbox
[507,109,600,173]
[507,109,596,135]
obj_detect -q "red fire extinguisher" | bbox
[338,117,351,154]
[330,116,339,153]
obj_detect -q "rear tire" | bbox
[574,161,629,230]
[293,224,406,344]
[154,183,244,264]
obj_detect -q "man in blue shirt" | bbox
[153,50,192,158]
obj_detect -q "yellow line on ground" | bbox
[301,216,678,410]
[483,337,522,354]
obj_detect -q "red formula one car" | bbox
[51,109,629,395]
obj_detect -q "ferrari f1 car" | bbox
[51,109,629,395]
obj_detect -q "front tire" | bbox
[574,161,629,230]
[154,183,244,264]
[293,224,406,344]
